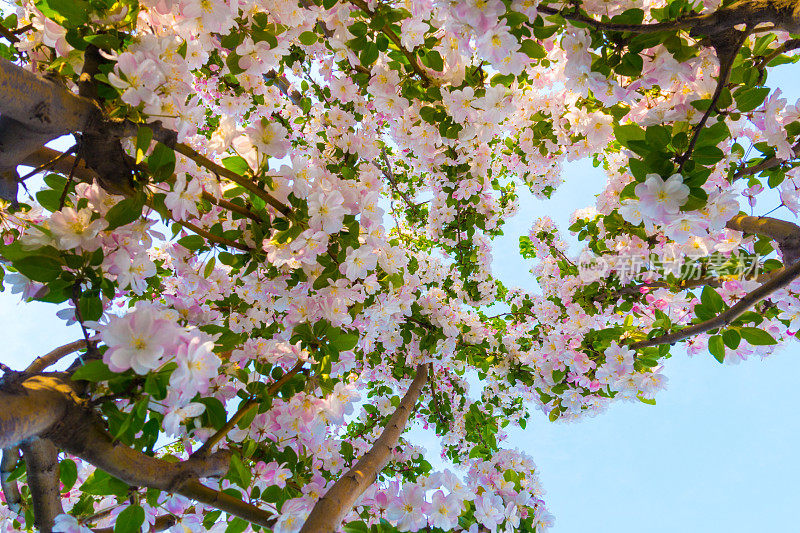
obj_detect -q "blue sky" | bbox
[2,53,800,533]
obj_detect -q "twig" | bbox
[347,0,431,85]
[732,140,800,179]
[59,147,83,210]
[26,339,88,374]
[173,219,253,252]
[0,23,19,44]
[17,145,78,181]
[677,29,747,169]
[631,257,800,349]
[193,360,305,457]
[172,143,292,218]
[379,149,420,217]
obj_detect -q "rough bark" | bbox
[300,364,429,533]
[20,439,63,533]
[0,58,99,134]
[0,372,276,528]
[0,446,21,513]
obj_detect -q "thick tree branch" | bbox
[0,58,99,135]
[21,147,262,222]
[300,363,429,533]
[726,213,800,263]
[1,446,21,513]
[20,438,63,533]
[536,4,701,33]
[0,373,276,528]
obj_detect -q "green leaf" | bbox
[700,286,724,313]
[80,470,130,497]
[617,52,643,76]
[221,156,250,175]
[105,196,144,230]
[13,256,61,282]
[227,454,251,488]
[734,87,771,112]
[147,143,176,181]
[692,145,724,166]
[225,517,249,533]
[645,126,671,148]
[115,505,144,533]
[298,31,317,46]
[520,39,546,59]
[136,126,153,165]
[72,360,117,382]
[722,329,741,350]
[360,42,379,65]
[421,50,443,71]
[636,394,656,405]
[614,123,645,150]
[35,0,89,26]
[708,335,725,363]
[739,327,777,345]
[35,189,63,212]
[199,397,227,429]
[84,33,120,50]
[178,235,206,251]
[59,459,77,491]
[331,332,359,352]
[343,521,370,533]
[696,120,730,147]
[79,289,103,321]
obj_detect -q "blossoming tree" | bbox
[1,0,800,531]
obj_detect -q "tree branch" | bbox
[26,340,88,374]
[300,363,429,533]
[379,148,421,217]
[677,29,748,168]
[347,0,431,85]
[93,514,177,533]
[20,438,63,533]
[726,213,800,263]
[172,143,292,218]
[1,446,21,513]
[732,139,800,179]
[0,373,277,529]
[21,147,263,222]
[537,0,800,37]
[536,4,701,33]
[193,360,305,457]
[173,219,253,252]
[631,256,800,348]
